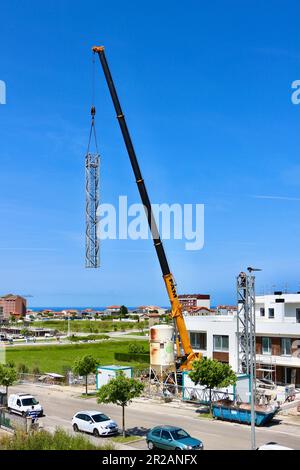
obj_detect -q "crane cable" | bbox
[86,53,99,155]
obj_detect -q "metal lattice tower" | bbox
[85,106,100,268]
[85,152,100,268]
[236,271,256,376]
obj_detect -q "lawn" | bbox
[6,339,149,375]
[31,320,147,334]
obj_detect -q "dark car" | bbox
[146,425,203,450]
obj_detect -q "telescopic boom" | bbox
[92,46,200,369]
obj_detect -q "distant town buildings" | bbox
[136,306,167,316]
[179,294,210,310]
[105,305,122,315]
[0,294,26,321]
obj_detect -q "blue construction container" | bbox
[212,401,278,426]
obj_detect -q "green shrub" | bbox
[17,363,29,374]
[67,334,109,342]
[114,352,149,363]
[32,366,41,375]
[128,343,144,354]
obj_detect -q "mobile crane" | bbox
[92,46,201,370]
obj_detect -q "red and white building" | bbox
[0,294,26,321]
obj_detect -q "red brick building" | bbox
[0,294,27,320]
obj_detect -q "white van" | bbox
[8,393,43,417]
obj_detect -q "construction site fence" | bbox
[142,381,236,405]
[17,372,97,386]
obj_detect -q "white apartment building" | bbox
[185,292,300,387]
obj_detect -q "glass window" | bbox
[268,308,275,319]
[213,335,229,352]
[260,308,265,317]
[161,430,172,440]
[262,337,271,355]
[190,332,207,350]
[21,398,38,406]
[91,414,109,423]
[281,338,291,356]
[152,428,161,437]
[170,429,190,440]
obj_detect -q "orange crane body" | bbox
[92,46,201,370]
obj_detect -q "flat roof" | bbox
[97,365,131,370]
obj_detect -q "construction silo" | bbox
[150,324,175,375]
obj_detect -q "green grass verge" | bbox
[6,339,149,375]
[0,428,114,450]
[197,412,213,419]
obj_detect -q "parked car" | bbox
[257,442,293,450]
[8,393,43,417]
[146,426,204,450]
[72,410,118,437]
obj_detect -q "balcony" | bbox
[256,353,300,368]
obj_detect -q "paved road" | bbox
[8,383,300,450]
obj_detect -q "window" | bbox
[281,338,291,356]
[262,337,272,355]
[260,308,265,317]
[190,332,207,350]
[92,413,109,423]
[296,309,300,323]
[170,429,190,440]
[152,428,161,437]
[268,308,275,319]
[213,335,229,352]
[21,398,38,406]
[161,430,172,440]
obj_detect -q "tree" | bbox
[119,305,128,318]
[189,358,237,409]
[20,328,31,337]
[73,355,97,395]
[97,371,144,437]
[0,364,17,395]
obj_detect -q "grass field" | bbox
[6,339,149,374]
[31,320,147,334]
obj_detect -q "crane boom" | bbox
[92,46,199,369]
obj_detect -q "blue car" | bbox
[146,426,204,450]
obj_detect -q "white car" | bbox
[257,442,293,450]
[72,410,118,437]
[8,393,43,417]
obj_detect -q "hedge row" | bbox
[114,352,150,363]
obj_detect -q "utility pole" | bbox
[237,267,261,450]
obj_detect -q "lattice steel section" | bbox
[85,152,100,268]
[236,271,256,377]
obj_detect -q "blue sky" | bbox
[0,0,299,307]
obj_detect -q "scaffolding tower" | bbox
[85,106,100,268]
[236,271,256,376]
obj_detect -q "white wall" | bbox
[185,315,238,371]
